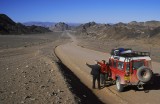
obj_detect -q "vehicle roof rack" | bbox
[133,51,150,57]
[117,51,150,57]
[111,48,150,57]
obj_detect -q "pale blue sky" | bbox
[0,0,160,23]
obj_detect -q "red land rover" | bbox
[109,48,153,92]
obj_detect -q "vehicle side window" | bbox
[113,60,117,68]
[118,61,124,70]
[133,61,144,70]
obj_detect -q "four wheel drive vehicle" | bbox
[109,48,153,92]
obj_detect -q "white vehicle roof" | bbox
[110,55,151,62]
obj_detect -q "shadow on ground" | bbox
[56,61,104,104]
[103,73,160,93]
[120,73,160,93]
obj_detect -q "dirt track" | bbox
[55,31,160,104]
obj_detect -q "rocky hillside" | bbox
[50,22,71,31]
[75,21,160,40]
[129,21,160,27]
[0,14,51,35]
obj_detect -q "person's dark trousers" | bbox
[100,73,108,86]
[105,73,108,81]
[92,75,100,89]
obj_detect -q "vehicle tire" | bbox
[137,66,153,83]
[116,78,124,92]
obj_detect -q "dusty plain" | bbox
[1,31,160,104]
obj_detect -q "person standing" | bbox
[96,60,108,87]
[86,61,101,89]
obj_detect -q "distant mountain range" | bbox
[23,22,81,31]
[128,20,160,27]
[23,22,56,27]
[1,13,160,37]
[49,22,71,31]
[23,22,81,27]
[75,21,160,39]
[0,14,51,35]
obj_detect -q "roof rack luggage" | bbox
[111,48,150,57]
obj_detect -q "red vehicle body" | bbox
[109,48,153,92]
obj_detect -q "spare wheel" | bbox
[137,66,152,83]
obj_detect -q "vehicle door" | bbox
[116,61,125,83]
[130,60,145,83]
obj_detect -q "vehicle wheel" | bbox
[137,66,153,83]
[116,78,124,92]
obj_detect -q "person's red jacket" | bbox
[97,62,108,74]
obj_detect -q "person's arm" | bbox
[86,62,92,68]
[97,61,102,66]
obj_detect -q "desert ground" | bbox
[1,31,160,104]
[0,32,78,104]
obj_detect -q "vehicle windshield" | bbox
[132,60,144,70]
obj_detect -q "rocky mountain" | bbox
[0,14,51,35]
[129,20,160,27]
[50,22,71,31]
[75,21,160,40]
